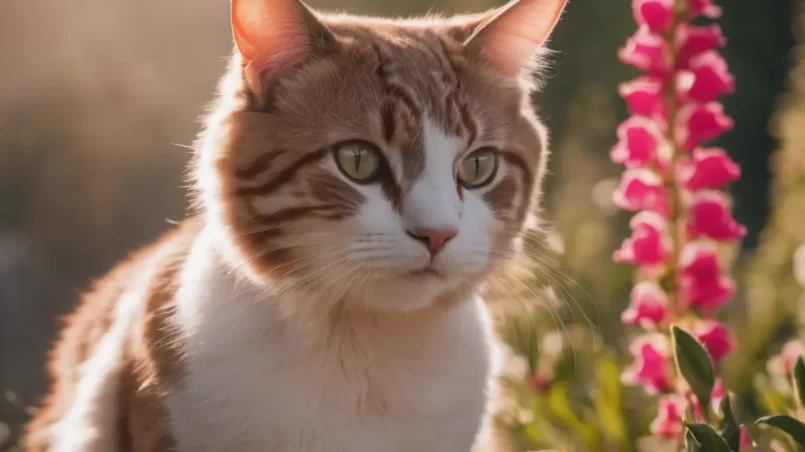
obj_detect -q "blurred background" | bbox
[0,0,802,450]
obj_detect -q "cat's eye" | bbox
[457,148,498,189]
[334,141,383,183]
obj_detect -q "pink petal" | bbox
[633,0,675,33]
[680,241,735,311]
[687,191,747,241]
[675,102,734,150]
[711,378,727,412]
[678,51,736,103]
[610,116,669,168]
[678,147,741,190]
[619,27,672,76]
[623,334,672,393]
[621,280,669,328]
[614,211,672,269]
[676,24,726,68]
[650,394,687,438]
[690,0,723,19]
[740,425,755,451]
[695,320,736,364]
[613,169,670,216]
[530,372,552,391]
[619,76,666,118]
[781,341,805,375]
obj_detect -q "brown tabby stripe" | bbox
[437,37,477,144]
[483,173,518,221]
[308,171,366,211]
[235,151,284,180]
[234,148,330,196]
[252,204,353,225]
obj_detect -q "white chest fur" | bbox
[166,230,500,452]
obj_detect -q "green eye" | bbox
[334,141,383,183]
[458,148,498,188]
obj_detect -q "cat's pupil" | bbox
[355,150,363,172]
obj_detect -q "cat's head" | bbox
[196,0,567,313]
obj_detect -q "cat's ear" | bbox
[463,0,568,77]
[231,0,335,74]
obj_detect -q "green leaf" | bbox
[686,429,702,452]
[684,423,732,452]
[794,356,805,408]
[719,395,740,451]
[672,326,716,412]
[756,414,805,446]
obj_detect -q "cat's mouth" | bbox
[406,267,443,279]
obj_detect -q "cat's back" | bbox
[23,217,203,452]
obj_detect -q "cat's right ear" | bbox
[231,0,335,85]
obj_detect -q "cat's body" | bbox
[24,0,567,450]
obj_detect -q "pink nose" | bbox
[406,228,458,257]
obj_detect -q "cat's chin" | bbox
[345,269,481,312]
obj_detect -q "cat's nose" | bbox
[406,228,457,257]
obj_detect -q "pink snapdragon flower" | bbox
[678,147,741,190]
[619,27,672,76]
[622,281,669,328]
[613,169,670,215]
[623,334,673,393]
[695,319,736,365]
[689,0,722,19]
[614,211,673,269]
[615,0,744,439]
[675,102,734,150]
[620,76,665,118]
[611,116,669,168]
[676,24,726,68]
[650,394,687,438]
[687,191,747,241]
[680,241,736,312]
[633,0,675,34]
[678,51,735,103]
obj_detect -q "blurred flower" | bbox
[689,0,722,19]
[620,76,665,118]
[678,51,735,103]
[614,211,672,269]
[711,378,727,411]
[678,147,741,190]
[680,241,735,311]
[613,169,670,215]
[675,102,734,150]
[774,340,805,376]
[739,425,755,452]
[619,27,672,76]
[650,394,687,438]
[611,116,669,168]
[632,0,674,34]
[622,281,669,328]
[695,320,736,365]
[676,24,726,68]
[623,334,673,393]
[530,372,552,391]
[687,191,748,241]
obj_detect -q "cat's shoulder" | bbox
[23,216,203,451]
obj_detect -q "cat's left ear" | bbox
[464,0,568,77]
[231,0,336,77]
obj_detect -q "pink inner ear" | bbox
[231,0,313,73]
[466,0,567,76]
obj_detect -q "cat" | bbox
[23,0,567,450]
